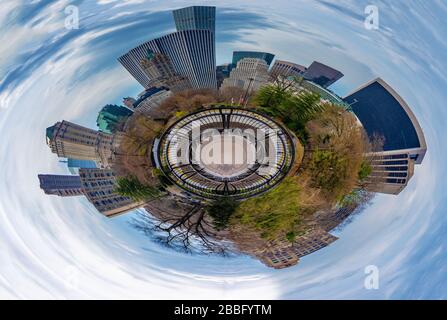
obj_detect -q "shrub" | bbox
[309,150,348,193]
[115,175,160,202]
[206,197,239,230]
[358,161,373,181]
[254,82,323,136]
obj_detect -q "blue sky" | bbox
[1,0,447,299]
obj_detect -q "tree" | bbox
[308,149,349,194]
[132,203,232,254]
[254,81,323,140]
[278,91,323,132]
[218,86,246,105]
[206,197,239,230]
[305,103,366,201]
[115,175,161,201]
[154,88,220,119]
[254,82,293,111]
[358,161,372,181]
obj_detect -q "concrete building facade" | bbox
[140,50,192,93]
[118,29,217,90]
[344,78,427,194]
[131,87,173,114]
[38,174,84,197]
[221,58,270,93]
[123,97,136,109]
[269,60,307,80]
[46,120,116,168]
[79,168,144,217]
[231,51,275,70]
[255,228,338,269]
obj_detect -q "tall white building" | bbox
[221,58,270,93]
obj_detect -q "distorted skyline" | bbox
[1,0,447,299]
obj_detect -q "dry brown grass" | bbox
[112,114,164,186]
[305,103,367,202]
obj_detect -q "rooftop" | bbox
[344,78,424,152]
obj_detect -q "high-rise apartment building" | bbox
[46,120,115,168]
[38,170,143,216]
[96,104,133,134]
[303,61,344,88]
[269,60,307,80]
[344,78,427,194]
[172,6,216,33]
[221,58,270,93]
[257,244,299,269]
[118,29,216,90]
[290,229,338,258]
[255,228,338,269]
[38,174,84,197]
[79,168,144,217]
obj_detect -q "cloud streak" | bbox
[1,0,447,299]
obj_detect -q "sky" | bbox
[1,0,447,299]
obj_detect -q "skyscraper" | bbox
[140,49,176,79]
[344,78,427,194]
[231,51,275,70]
[221,58,270,93]
[46,120,115,168]
[96,104,133,134]
[38,174,84,197]
[140,49,192,92]
[269,60,307,80]
[118,29,217,89]
[79,168,143,217]
[303,61,344,88]
[216,64,231,87]
[172,6,216,33]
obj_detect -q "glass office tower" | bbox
[172,6,216,33]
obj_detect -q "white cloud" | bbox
[1,0,447,299]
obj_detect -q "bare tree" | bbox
[218,86,246,105]
[131,201,233,255]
